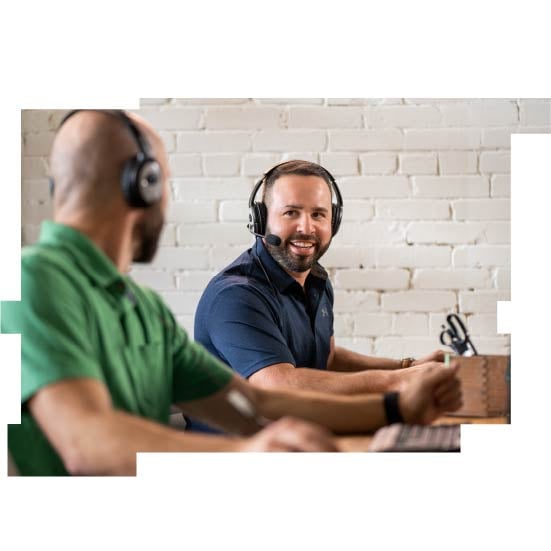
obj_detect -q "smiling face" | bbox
[264,174,333,279]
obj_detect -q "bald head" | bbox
[49,110,168,214]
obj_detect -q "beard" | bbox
[133,205,165,263]
[265,229,330,273]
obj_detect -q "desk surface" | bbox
[337,416,508,452]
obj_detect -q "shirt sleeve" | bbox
[206,284,296,379]
[144,290,234,403]
[1,253,104,404]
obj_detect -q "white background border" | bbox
[1,2,550,549]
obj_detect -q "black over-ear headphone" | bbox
[247,162,344,238]
[49,109,163,208]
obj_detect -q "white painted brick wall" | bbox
[382,291,456,312]
[176,223,250,246]
[375,200,450,220]
[458,291,511,313]
[172,178,252,200]
[136,108,202,130]
[491,175,510,197]
[334,269,410,290]
[339,200,375,221]
[452,245,510,267]
[288,107,363,129]
[128,269,176,291]
[481,128,514,148]
[334,221,406,245]
[203,154,241,176]
[150,246,210,270]
[330,129,403,151]
[399,154,437,175]
[242,154,280,176]
[519,100,551,126]
[393,314,429,336]
[355,313,393,336]
[412,269,491,289]
[169,154,202,177]
[319,153,359,176]
[494,268,510,290]
[407,222,487,244]
[412,176,489,198]
[205,107,282,129]
[484,222,510,243]
[438,152,478,175]
[452,199,510,220]
[376,246,451,268]
[404,129,480,150]
[333,290,379,313]
[167,201,217,224]
[253,131,326,152]
[479,151,511,174]
[21,99,549,357]
[177,132,251,152]
[439,102,518,127]
[219,200,249,222]
[359,153,397,174]
[340,176,410,198]
[322,246,375,269]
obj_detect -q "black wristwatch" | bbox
[383,392,404,424]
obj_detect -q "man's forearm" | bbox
[61,410,242,475]
[329,346,402,373]
[251,364,400,395]
[255,386,387,434]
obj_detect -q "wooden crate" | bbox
[448,355,510,418]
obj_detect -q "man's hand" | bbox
[237,417,338,452]
[412,349,447,366]
[398,362,462,425]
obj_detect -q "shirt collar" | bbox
[38,221,125,291]
[254,238,328,293]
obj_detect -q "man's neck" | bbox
[283,267,310,288]
[54,214,134,273]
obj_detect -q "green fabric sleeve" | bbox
[1,251,104,404]
[146,294,234,403]
[172,334,234,403]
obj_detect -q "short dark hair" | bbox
[261,160,333,205]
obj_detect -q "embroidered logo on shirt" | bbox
[321,307,329,317]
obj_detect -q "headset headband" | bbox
[51,109,162,209]
[247,161,344,237]
[249,162,343,209]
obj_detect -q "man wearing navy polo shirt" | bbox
[195,160,446,409]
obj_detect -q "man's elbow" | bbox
[58,418,134,476]
[249,364,300,391]
[62,440,135,476]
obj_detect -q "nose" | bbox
[296,212,314,235]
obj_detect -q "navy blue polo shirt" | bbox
[190,238,334,432]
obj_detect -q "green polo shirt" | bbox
[1,221,233,476]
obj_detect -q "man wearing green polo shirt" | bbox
[2,110,462,475]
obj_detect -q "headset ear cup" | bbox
[121,157,162,208]
[121,158,141,207]
[332,204,342,236]
[253,202,267,236]
[136,160,162,205]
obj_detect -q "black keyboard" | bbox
[369,423,461,452]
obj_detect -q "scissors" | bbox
[439,313,478,357]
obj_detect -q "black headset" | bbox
[247,161,344,238]
[49,109,163,208]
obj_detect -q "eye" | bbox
[283,209,297,217]
[312,211,326,219]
